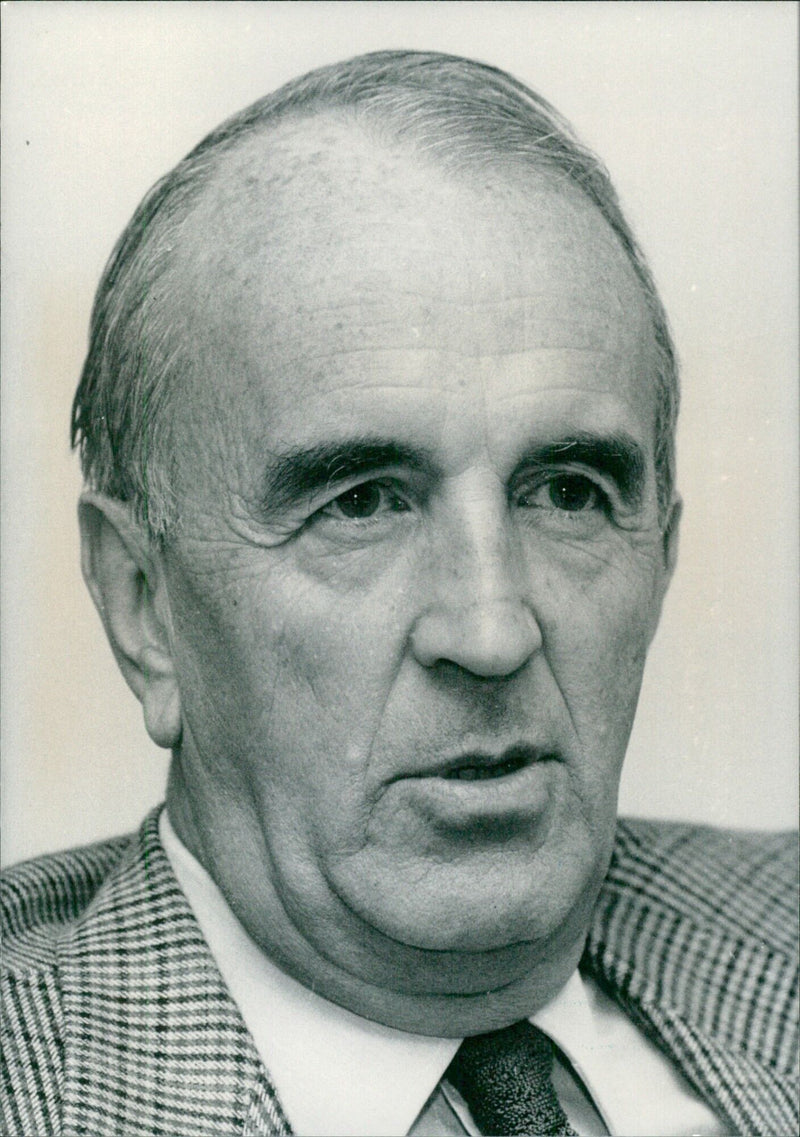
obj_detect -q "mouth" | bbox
[435,744,552,782]
[395,743,558,830]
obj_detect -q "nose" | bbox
[411,598,542,677]
[409,499,542,678]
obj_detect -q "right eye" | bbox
[319,480,410,522]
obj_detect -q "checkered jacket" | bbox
[2,810,797,1136]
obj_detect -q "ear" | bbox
[646,495,682,643]
[661,495,682,581]
[78,492,182,750]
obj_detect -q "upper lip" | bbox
[418,743,553,779]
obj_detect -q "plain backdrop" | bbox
[2,1,797,866]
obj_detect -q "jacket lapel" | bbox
[585,819,798,1136]
[58,809,292,1136]
[622,996,797,1136]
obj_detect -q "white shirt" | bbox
[161,813,728,1137]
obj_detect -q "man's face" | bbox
[159,124,675,1027]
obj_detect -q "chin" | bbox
[413,894,586,957]
[367,848,601,958]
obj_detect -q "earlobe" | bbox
[141,647,183,748]
[78,492,182,750]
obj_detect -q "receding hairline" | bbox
[72,50,679,535]
[167,107,636,286]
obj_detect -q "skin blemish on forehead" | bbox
[176,115,653,359]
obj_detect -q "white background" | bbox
[2,1,797,865]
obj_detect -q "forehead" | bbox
[169,117,657,470]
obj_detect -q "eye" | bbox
[518,473,606,514]
[546,473,600,512]
[321,480,410,521]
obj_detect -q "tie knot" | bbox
[446,1021,577,1136]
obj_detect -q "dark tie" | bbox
[445,1020,579,1136]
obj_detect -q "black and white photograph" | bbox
[2,3,797,1135]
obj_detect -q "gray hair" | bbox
[71,50,679,538]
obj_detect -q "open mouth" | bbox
[440,745,545,781]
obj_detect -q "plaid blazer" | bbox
[2,810,797,1136]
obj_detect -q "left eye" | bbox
[323,481,408,520]
[520,473,604,513]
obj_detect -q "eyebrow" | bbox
[520,433,646,508]
[259,439,435,514]
[259,431,647,515]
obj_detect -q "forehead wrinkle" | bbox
[169,121,659,481]
[486,380,654,399]
[248,295,643,363]
[290,348,637,373]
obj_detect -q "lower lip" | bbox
[400,758,557,833]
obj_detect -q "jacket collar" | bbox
[59,808,291,1136]
[583,819,797,1136]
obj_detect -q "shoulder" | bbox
[2,831,134,975]
[607,818,798,956]
[588,818,798,1080]
[1,830,135,1136]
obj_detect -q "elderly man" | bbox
[2,51,796,1137]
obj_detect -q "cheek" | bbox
[261,551,412,708]
[171,554,409,802]
[164,554,290,772]
[536,542,662,731]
